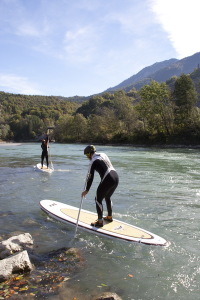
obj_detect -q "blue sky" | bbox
[0,0,200,97]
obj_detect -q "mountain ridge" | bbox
[105,52,200,93]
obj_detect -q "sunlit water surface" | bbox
[0,143,200,300]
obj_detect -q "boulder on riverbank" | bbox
[91,292,123,300]
[0,234,123,299]
[0,233,33,259]
[0,244,85,298]
[0,250,33,282]
[0,233,34,283]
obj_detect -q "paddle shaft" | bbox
[46,128,54,170]
[48,145,54,170]
[47,136,54,170]
[74,196,84,236]
[74,167,90,236]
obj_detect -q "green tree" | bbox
[86,112,119,143]
[70,114,87,142]
[76,96,105,117]
[174,74,197,108]
[54,115,73,142]
[173,74,198,131]
[0,124,11,140]
[110,90,140,141]
[138,81,174,137]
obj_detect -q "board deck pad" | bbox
[40,200,168,246]
[61,208,151,239]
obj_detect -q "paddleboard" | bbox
[35,163,54,173]
[40,200,168,246]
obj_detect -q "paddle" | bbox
[74,169,89,237]
[48,143,54,171]
[74,195,84,236]
[46,128,54,171]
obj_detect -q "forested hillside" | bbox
[1,69,200,145]
[0,92,80,141]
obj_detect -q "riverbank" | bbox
[0,232,122,300]
[1,140,200,149]
[0,142,22,146]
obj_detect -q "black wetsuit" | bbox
[41,140,49,168]
[85,153,119,220]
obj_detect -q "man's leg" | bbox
[92,172,119,226]
[41,153,44,168]
[95,190,104,220]
[46,155,49,168]
[104,171,119,217]
[90,182,106,227]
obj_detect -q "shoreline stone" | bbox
[0,250,33,282]
[0,233,33,259]
[91,292,123,300]
[0,233,123,299]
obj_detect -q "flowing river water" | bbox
[0,142,200,300]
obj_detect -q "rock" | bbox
[31,247,84,272]
[0,250,33,282]
[91,292,123,300]
[0,211,14,217]
[0,233,33,259]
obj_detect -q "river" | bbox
[0,143,200,300]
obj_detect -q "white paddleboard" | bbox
[40,200,168,246]
[35,163,54,173]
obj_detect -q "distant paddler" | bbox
[41,134,49,169]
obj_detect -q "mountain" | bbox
[105,52,200,93]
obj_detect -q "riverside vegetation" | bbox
[1,69,200,146]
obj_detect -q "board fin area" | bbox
[35,163,54,173]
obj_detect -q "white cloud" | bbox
[149,0,200,58]
[104,6,150,36]
[63,25,99,63]
[16,23,42,37]
[73,0,102,12]
[0,74,42,95]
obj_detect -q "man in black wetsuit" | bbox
[41,136,49,169]
[81,145,119,227]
